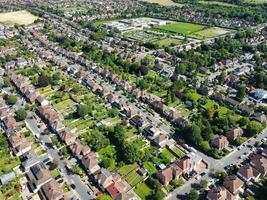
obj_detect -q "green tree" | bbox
[76,104,90,118]
[123,142,141,164]
[15,108,27,121]
[38,73,50,87]
[245,121,263,137]
[237,85,246,100]
[189,189,199,200]
[200,179,208,190]
[6,95,17,105]
[107,108,119,117]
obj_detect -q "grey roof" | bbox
[0,172,16,185]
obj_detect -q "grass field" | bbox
[140,0,183,7]
[125,171,144,186]
[134,182,152,200]
[118,163,138,176]
[243,0,267,3]
[156,22,206,35]
[199,0,238,7]
[151,37,182,48]
[0,10,38,25]
[189,27,233,39]
[143,161,157,175]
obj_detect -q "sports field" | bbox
[199,0,238,7]
[155,22,207,35]
[0,10,38,25]
[189,27,233,39]
[140,0,183,7]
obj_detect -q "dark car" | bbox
[70,184,76,189]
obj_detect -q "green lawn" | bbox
[38,86,55,97]
[125,171,144,187]
[171,147,185,158]
[243,0,267,3]
[151,37,182,48]
[198,0,238,7]
[134,182,152,200]
[118,163,138,176]
[160,148,176,161]
[155,22,207,35]
[189,27,233,39]
[143,162,157,175]
[54,98,76,114]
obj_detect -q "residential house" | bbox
[36,95,49,106]
[223,176,244,197]
[250,155,267,176]
[69,142,91,160]
[153,133,168,148]
[211,135,229,150]
[237,165,260,183]
[207,187,234,200]
[94,168,113,190]
[81,152,100,175]
[116,191,140,200]
[253,112,267,124]
[38,179,64,200]
[2,116,21,134]
[58,129,77,145]
[129,115,147,128]
[226,127,243,142]
[27,163,53,193]
[106,179,129,199]
[157,164,182,186]
[20,150,41,172]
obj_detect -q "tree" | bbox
[49,159,59,170]
[107,108,119,118]
[97,194,112,200]
[15,108,27,121]
[87,132,110,151]
[189,189,199,200]
[123,142,141,164]
[237,85,246,100]
[6,95,17,105]
[102,158,115,168]
[245,121,263,137]
[38,73,50,87]
[76,104,90,118]
[200,179,208,190]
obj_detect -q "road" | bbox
[40,134,95,200]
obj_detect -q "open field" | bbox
[151,37,182,48]
[243,0,267,3]
[134,182,152,200]
[155,22,207,35]
[0,10,38,25]
[189,27,233,39]
[199,0,238,7]
[140,0,183,7]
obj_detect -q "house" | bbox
[157,164,182,186]
[224,97,240,108]
[38,179,64,200]
[20,150,41,172]
[254,89,267,100]
[116,191,140,200]
[2,116,21,133]
[211,135,229,150]
[223,176,244,196]
[69,142,91,160]
[226,127,243,142]
[106,179,128,199]
[253,112,267,124]
[129,115,147,128]
[8,133,32,156]
[27,163,53,193]
[36,95,49,106]
[238,103,255,116]
[37,106,65,132]
[175,156,193,175]
[94,168,113,189]
[58,129,77,145]
[237,165,260,183]
[123,106,138,118]
[207,187,234,200]
[143,126,161,139]
[81,152,100,175]
[153,133,168,148]
[250,155,267,176]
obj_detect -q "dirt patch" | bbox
[140,0,183,7]
[0,10,38,25]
